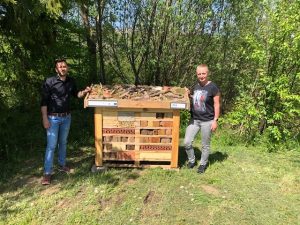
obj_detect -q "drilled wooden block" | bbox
[122,137,128,142]
[126,145,135,150]
[140,120,148,127]
[103,120,119,127]
[153,129,158,135]
[134,121,140,127]
[141,137,150,143]
[156,113,164,119]
[141,112,156,118]
[150,137,160,143]
[111,143,126,151]
[161,138,172,143]
[140,129,149,135]
[128,137,135,142]
[104,136,113,142]
[104,143,112,150]
[159,121,173,127]
[104,152,116,158]
[164,113,173,118]
[152,121,160,127]
[165,129,172,135]
[104,151,135,160]
[119,121,135,128]
[147,130,154,135]
[112,136,120,142]
[158,129,166,135]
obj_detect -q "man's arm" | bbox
[211,92,220,131]
[41,106,50,129]
[77,86,91,98]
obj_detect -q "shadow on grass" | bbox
[178,146,228,168]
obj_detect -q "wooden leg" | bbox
[94,108,103,166]
[171,110,180,168]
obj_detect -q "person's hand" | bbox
[79,86,91,98]
[82,86,91,95]
[211,120,218,132]
[42,117,50,129]
[185,87,191,97]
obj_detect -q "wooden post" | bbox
[171,110,180,168]
[94,107,103,166]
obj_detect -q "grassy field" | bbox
[0,111,299,225]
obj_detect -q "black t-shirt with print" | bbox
[190,82,220,121]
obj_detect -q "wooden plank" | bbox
[103,111,118,117]
[139,152,172,161]
[171,110,180,168]
[94,108,103,166]
[117,100,171,109]
[103,163,174,169]
[117,111,135,121]
[101,108,173,113]
[84,92,90,108]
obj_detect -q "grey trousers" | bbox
[184,119,213,166]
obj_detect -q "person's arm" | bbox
[211,92,220,131]
[41,81,50,129]
[77,86,91,98]
[41,106,50,129]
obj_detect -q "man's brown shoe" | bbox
[41,174,51,185]
[58,165,71,173]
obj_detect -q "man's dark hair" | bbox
[54,58,67,67]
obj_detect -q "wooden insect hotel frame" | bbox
[84,85,189,169]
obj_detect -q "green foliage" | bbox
[1,0,300,160]
[223,1,300,150]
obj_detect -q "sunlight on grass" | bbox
[1,142,300,224]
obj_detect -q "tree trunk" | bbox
[96,0,106,84]
[80,3,97,83]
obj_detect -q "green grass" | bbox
[0,111,299,225]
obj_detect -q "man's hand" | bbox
[42,117,50,129]
[78,86,91,98]
[83,86,91,95]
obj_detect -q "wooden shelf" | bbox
[102,142,172,146]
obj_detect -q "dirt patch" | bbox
[40,183,61,196]
[98,197,112,210]
[127,178,136,185]
[143,190,155,204]
[98,192,126,211]
[56,198,72,208]
[141,190,163,218]
[200,185,221,197]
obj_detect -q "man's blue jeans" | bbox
[184,119,213,166]
[44,114,71,175]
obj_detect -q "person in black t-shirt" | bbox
[184,64,220,173]
[40,58,91,185]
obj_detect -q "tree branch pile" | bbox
[88,84,188,102]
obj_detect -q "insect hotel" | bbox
[84,84,190,170]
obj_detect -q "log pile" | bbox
[88,84,187,102]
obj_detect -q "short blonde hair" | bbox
[197,64,209,70]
